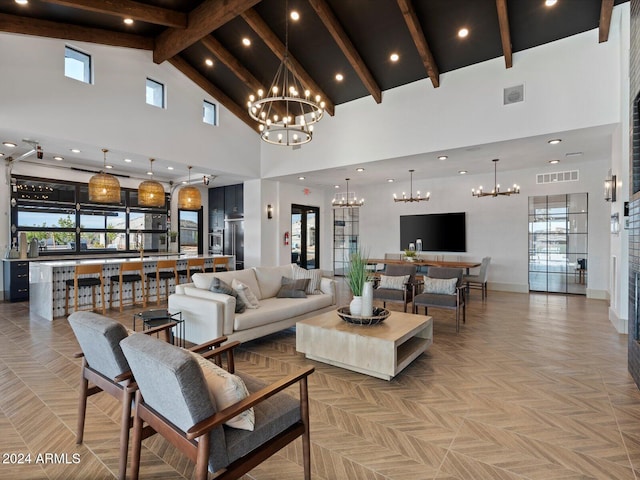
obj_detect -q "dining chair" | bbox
[413,267,466,333]
[463,256,491,300]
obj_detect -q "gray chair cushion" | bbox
[68,311,129,379]
[414,292,457,308]
[373,288,405,302]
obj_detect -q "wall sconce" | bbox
[604,172,617,202]
[267,204,273,219]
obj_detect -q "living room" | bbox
[0,1,636,478]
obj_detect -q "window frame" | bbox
[203,100,217,126]
[64,45,92,84]
[146,77,166,108]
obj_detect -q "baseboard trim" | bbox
[587,289,608,300]
[608,307,628,334]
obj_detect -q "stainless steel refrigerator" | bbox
[224,217,244,270]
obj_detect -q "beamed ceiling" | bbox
[0,0,629,187]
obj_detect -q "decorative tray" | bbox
[337,306,390,326]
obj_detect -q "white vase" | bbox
[361,281,373,317]
[349,295,363,316]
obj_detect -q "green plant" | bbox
[346,249,371,296]
[168,231,178,242]
[404,249,417,258]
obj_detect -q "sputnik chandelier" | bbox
[332,178,364,208]
[472,158,520,198]
[393,169,430,202]
[247,0,324,146]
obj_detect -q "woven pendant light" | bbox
[138,158,165,207]
[178,165,201,210]
[89,148,121,203]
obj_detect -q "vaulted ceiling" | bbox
[0,0,628,134]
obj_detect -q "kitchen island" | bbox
[28,254,234,320]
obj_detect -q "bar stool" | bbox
[205,257,230,273]
[109,261,146,312]
[177,258,205,283]
[146,259,178,306]
[65,264,106,316]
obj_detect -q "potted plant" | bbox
[346,250,373,316]
[168,231,178,253]
[404,249,417,262]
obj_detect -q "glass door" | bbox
[291,204,319,269]
[178,208,203,255]
[528,193,587,294]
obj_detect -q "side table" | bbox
[133,309,184,348]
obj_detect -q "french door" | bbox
[291,204,319,269]
[528,193,588,294]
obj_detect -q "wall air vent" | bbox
[503,84,524,105]
[536,170,579,184]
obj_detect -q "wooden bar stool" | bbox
[65,264,106,315]
[177,258,205,283]
[205,257,230,272]
[109,262,146,312]
[146,260,178,306]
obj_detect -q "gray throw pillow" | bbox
[210,277,246,313]
[276,276,309,298]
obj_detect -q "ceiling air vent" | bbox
[536,170,579,184]
[503,84,524,105]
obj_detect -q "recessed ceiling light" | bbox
[0,153,4,157]
[458,170,468,175]
[71,148,81,153]
[458,28,469,38]
[290,11,300,21]
[356,168,365,172]
[147,171,153,176]
[53,156,64,161]
[15,0,28,5]
[124,158,132,163]
[167,166,174,170]
[205,58,214,67]
[105,165,113,169]
[334,185,340,189]
[390,53,399,62]
[123,18,134,25]
[242,38,251,46]
[335,73,344,81]
[548,139,561,145]
[565,152,582,157]
[387,179,394,183]
[545,0,557,6]
[3,142,17,148]
[438,155,448,160]
[549,159,560,164]
[298,176,305,180]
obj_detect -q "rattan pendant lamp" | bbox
[138,158,165,207]
[177,166,201,210]
[88,148,121,203]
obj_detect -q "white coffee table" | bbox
[296,310,433,380]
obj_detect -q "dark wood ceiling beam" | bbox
[495,0,512,68]
[308,0,381,104]
[241,8,335,116]
[201,35,263,92]
[396,0,439,88]
[154,0,262,64]
[39,0,186,28]
[169,56,255,131]
[0,12,152,49]
[599,0,615,43]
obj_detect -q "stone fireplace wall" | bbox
[629,0,640,387]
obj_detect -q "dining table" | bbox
[367,258,481,274]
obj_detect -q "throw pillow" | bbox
[191,353,255,431]
[276,277,309,298]
[210,277,246,313]
[423,277,458,295]
[379,274,410,290]
[292,264,322,294]
[231,278,260,309]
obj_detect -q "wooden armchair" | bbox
[120,333,314,480]
[373,263,418,312]
[413,267,466,333]
[68,311,233,480]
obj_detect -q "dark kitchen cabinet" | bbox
[3,260,29,302]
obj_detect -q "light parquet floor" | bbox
[1,283,640,479]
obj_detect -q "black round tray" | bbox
[337,306,390,325]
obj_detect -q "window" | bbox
[203,100,217,125]
[146,78,165,108]
[64,46,92,83]
[12,177,168,255]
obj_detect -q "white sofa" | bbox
[168,264,336,344]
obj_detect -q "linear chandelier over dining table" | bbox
[472,158,520,198]
[393,169,430,202]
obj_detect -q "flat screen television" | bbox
[400,212,466,252]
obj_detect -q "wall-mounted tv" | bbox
[400,212,466,252]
